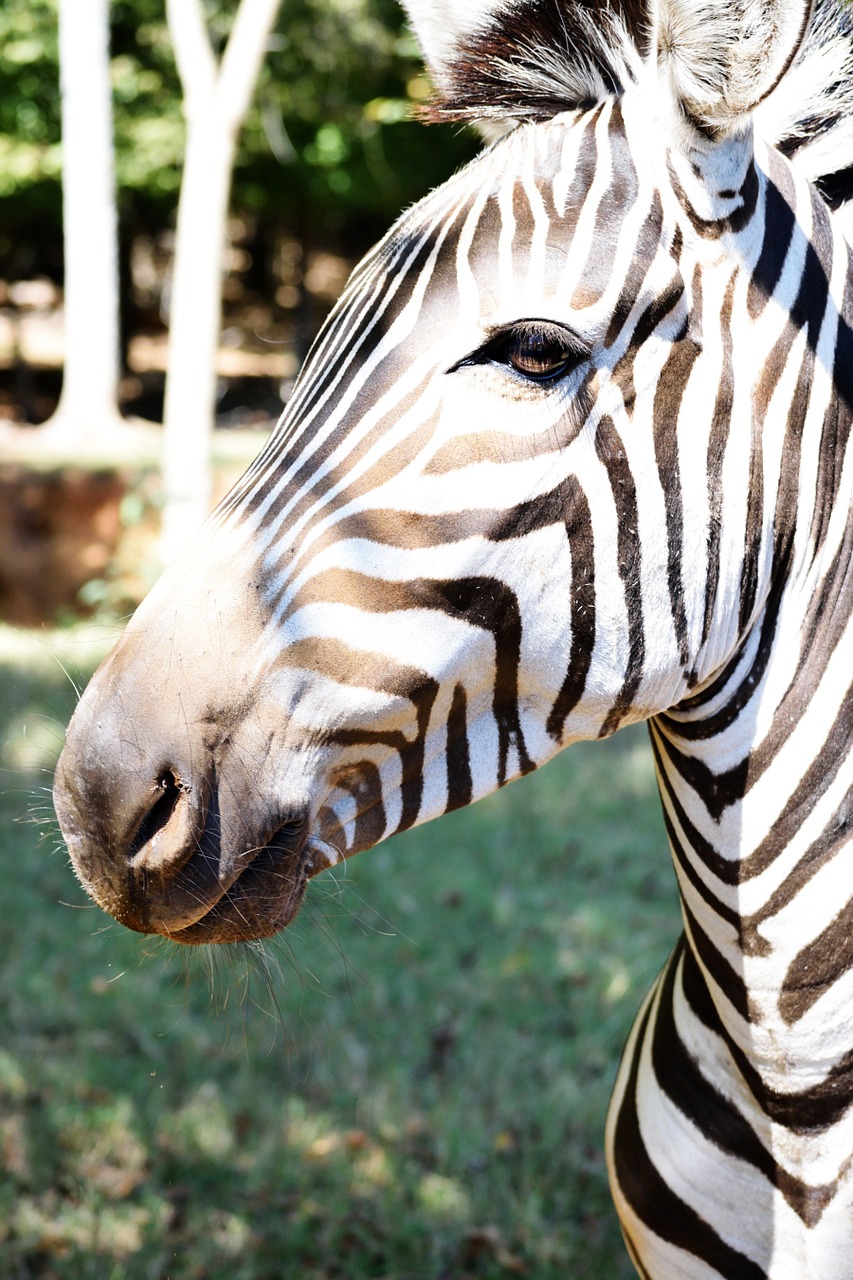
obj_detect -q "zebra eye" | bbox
[450,320,586,384]
[504,326,577,380]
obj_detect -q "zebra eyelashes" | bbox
[504,323,586,381]
[449,319,589,385]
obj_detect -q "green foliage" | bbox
[0,0,60,167]
[0,0,62,270]
[1,625,681,1278]
[0,0,478,277]
[235,0,476,230]
[110,3,185,202]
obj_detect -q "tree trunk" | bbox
[161,121,236,556]
[161,0,282,558]
[49,0,122,441]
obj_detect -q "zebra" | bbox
[53,0,853,1275]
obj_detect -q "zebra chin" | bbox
[160,827,317,947]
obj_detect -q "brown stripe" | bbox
[700,270,735,653]
[594,415,645,736]
[781,893,853,1025]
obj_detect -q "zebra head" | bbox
[54,0,853,944]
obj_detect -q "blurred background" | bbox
[0,0,477,624]
[0,2,679,1276]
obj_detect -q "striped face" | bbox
[54,93,766,942]
[233,97,754,837]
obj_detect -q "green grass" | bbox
[0,624,681,1279]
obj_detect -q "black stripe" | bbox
[747,171,797,320]
[651,722,748,821]
[331,760,386,853]
[547,480,596,739]
[782,893,853,1025]
[594,415,645,735]
[445,683,473,812]
[650,734,743,922]
[611,951,770,1279]
[682,899,749,1021]
[811,237,853,553]
[701,271,735,653]
[329,671,439,837]
[681,943,853,1132]
[669,547,789,738]
[652,948,835,1227]
[653,322,702,669]
[299,571,532,788]
[603,192,664,346]
[304,475,587,558]
[743,790,853,955]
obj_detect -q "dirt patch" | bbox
[0,465,130,626]
[0,426,270,627]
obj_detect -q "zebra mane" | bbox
[423,0,853,211]
[421,0,647,123]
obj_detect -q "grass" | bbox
[0,623,681,1279]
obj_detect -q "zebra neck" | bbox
[607,613,853,1270]
[647,544,853,1093]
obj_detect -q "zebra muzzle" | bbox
[53,649,314,944]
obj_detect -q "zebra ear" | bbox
[652,0,814,136]
[399,0,508,91]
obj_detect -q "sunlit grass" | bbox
[1,623,681,1279]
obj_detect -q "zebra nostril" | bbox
[127,769,185,863]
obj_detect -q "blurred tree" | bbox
[0,1,475,291]
[0,0,477,491]
[48,0,123,441]
[161,0,282,555]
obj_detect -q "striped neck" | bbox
[648,377,853,1093]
